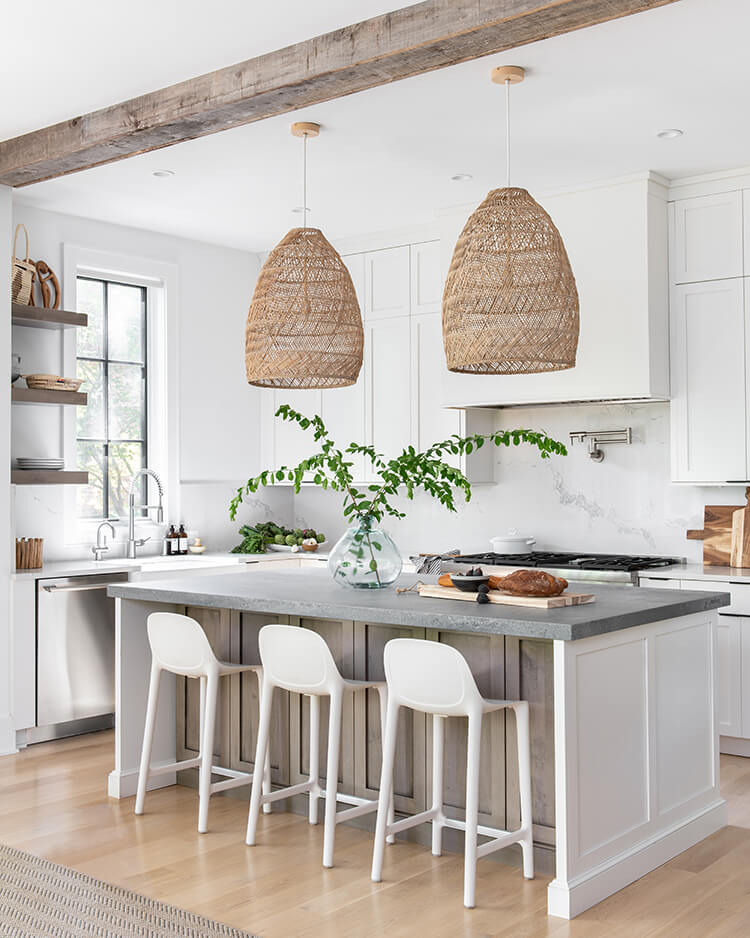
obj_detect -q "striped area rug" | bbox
[0,843,257,938]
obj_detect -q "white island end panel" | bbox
[548,611,725,919]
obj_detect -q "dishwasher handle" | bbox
[41,583,111,593]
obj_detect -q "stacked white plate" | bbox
[16,458,64,470]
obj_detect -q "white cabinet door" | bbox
[672,191,744,283]
[410,241,441,315]
[264,389,322,469]
[716,615,743,738]
[670,279,746,482]
[365,246,410,320]
[364,316,411,477]
[678,578,743,738]
[410,313,461,456]
[321,252,367,479]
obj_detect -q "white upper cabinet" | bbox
[261,388,322,470]
[410,241,441,315]
[364,245,410,320]
[440,175,670,407]
[670,279,746,482]
[671,191,744,283]
[364,315,412,477]
[321,252,367,479]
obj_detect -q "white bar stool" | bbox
[246,623,394,868]
[371,638,534,909]
[135,611,270,834]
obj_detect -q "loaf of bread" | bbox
[489,569,568,597]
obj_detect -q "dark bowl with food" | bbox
[450,574,490,593]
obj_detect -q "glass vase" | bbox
[328,518,402,589]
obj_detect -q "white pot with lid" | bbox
[490,532,536,555]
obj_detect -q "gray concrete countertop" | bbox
[108,570,730,642]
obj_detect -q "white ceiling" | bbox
[11,0,750,253]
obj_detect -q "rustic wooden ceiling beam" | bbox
[0,0,680,187]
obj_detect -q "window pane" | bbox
[108,442,144,519]
[76,359,105,439]
[108,283,144,363]
[76,279,104,358]
[76,441,105,519]
[108,363,145,440]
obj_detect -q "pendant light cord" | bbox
[505,78,511,189]
[303,133,308,229]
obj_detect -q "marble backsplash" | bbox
[293,401,745,562]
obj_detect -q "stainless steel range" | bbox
[440,551,683,585]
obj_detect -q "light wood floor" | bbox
[2,732,750,937]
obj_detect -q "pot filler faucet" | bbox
[127,468,164,559]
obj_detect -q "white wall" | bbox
[1,186,15,753]
[293,400,739,562]
[10,202,291,558]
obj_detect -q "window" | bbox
[75,277,148,519]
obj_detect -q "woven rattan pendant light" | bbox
[442,66,579,375]
[245,122,364,389]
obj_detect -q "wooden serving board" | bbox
[417,584,595,609]
[686,503,746,566]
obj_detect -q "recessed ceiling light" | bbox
[152,169,175,177]
[657,129,683,139]
[451,173,473,182]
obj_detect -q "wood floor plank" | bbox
[1,731,750,937]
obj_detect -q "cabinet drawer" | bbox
[679,579,741,614]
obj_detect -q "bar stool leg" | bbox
[431,715,445,856]
[322,689,343,868]
[463,712,482,909]
[246,680,274,845]
[135,661,162,816]
[198,671,219,834]
[257,673,272,815]
[515,702,534,879]
[372,699,399,883]
[377,686,395,844]
[198,675,206,756]
[309,694,321,825]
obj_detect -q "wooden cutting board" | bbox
[731,489,750,568]
[417,584,595,609]
[687,503,746,565]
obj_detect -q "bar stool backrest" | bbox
[384,638,483,716]
[259,623,342,694]
[147,612,218,677]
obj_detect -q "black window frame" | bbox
[76,276,149,520]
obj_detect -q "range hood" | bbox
[439,173,669,408]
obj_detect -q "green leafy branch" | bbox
[229,405,567,525]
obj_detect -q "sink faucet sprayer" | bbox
[127,468,165,559]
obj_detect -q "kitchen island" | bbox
[108,570,729,919]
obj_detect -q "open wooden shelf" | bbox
[12,387,88,406]
[12,303,88,330]
[11,470,88,486]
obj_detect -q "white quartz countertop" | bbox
[639,563,750,583]
[11,549,329,580]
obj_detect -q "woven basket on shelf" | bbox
[442,187,579,375]
[245,227,364,389]
[11,224,35,306]
[23,374,83,392]
[16,538,43,570]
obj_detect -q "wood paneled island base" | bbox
[108,571,729,918]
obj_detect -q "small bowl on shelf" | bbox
[450,574,490,593]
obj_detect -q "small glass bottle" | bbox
[165,524,176,556]
[178,524,188,556]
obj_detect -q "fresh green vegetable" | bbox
[230,519,326,554]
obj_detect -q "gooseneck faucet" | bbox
[92,521,116,561]
[127,468,164,559]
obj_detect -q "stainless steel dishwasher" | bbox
[34,572,129,742]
